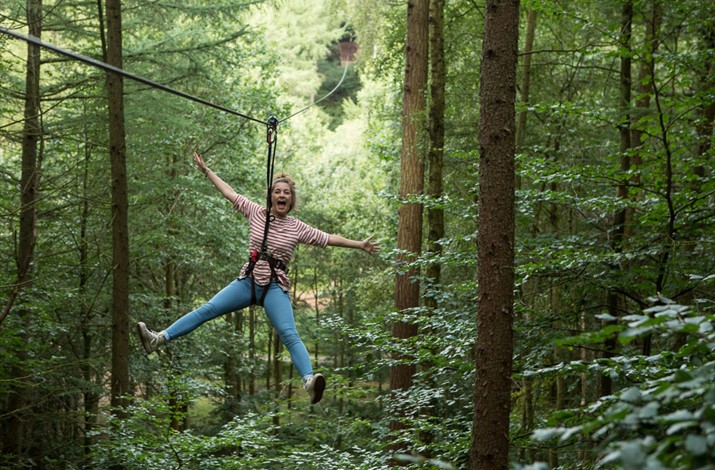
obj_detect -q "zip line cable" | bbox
[0,27,268,125]
[278,58,350,124]
[0,27,352,127]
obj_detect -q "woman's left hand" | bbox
[193,151,208,174]
[361,235,380,254]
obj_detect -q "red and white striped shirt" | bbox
[233,194,329,290]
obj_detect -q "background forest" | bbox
[1,0,714,469]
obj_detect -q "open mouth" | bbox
[276,199,288,210]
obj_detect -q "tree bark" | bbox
[516,10,537,453]
[249,305,256,395]
[515,8,536,159]
[389,0,429,452]
[425,0,445,311]
[1,0,42,461]
[693,4,714,178]
[0,0,42,327]
[79,120,99,463]
[418,0,445,454]
[471,1,519,469]
[631,1,661,172]
[601,0,633,394]
[272,328,281,425]
[266,325,272,391]
[223,310,243,416]
[104,0,130,414]
[634,1,661,356]
[312,265,320,365]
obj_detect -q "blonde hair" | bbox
[271,172,297,212]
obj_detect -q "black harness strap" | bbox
[245,117,282,306]
[245,250,288,305]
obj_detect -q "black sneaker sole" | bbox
[311,374,326,404]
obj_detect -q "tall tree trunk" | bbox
[516,9,537,452]
[693,3,715,178]
[471,1,519,469]
[312,266,320,365]
[104,0,130,414]
[249,305,256,395]
[515,7,537,191]
[601,0,633,396]
[615,0,633,248]
[389,0,429,452]
[631,1,661,178]
[634,1,661,356]
[425,0,445,312]
[224,310,243,416]
[1,0,42,462]
[420,0,445,454]
[0,0,42,327]
[80,119,99,463]
[266,325,273,391]
[162,154,190,431]
[337,283,346,416]
[578,308,592,462]
[272,329,281,425]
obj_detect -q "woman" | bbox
[136,151,380,405]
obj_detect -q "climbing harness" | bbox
[0,27,353,306]
[243,116,285,306]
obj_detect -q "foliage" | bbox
[1,0,715,468]
[529,293,715,469]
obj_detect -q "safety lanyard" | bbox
[261,116,279,254]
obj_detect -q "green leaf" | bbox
[620,387,642,403]
[685,435,708,456]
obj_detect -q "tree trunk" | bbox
[615,0,632,248]
[419,0,445,454]
[389,0,429,452]
[249,305,256,395]
[694,5,715,178]
[516,12,538,456]
[601,1,633,393]
[471,1,519,469]
[272,328,281,425]
[631,2,661,177]
[634,2,661,356]
[79,121,99,463]
[105,0,130,414]
[0,0,42,327]
[224,310,242,416]
[515,7,537,190]
[425,0,445,311]
[1,0,42,461]
[312,266,320,365]
[550,345,566,468]
[266,325,272,391]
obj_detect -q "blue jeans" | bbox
[164,278,313,379]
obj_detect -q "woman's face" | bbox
[271,181,293,217]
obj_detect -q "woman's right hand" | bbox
[193,151,208,175]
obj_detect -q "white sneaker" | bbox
[303,373,326,404]
[136,322,165,354]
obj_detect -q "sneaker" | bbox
[303,373,326,404]
[136,322,165,354]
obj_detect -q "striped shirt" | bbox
[233,194,330,290]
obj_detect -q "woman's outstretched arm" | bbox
[327,234,380,254]
[193,151,238,202]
